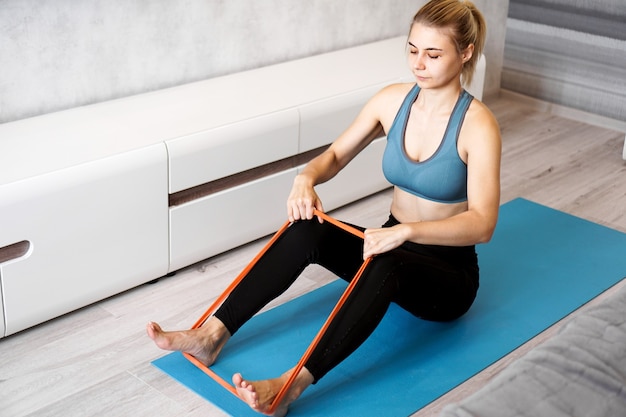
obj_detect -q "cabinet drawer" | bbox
[0,144,168,336]
[310,137,390,212]
[167,109,299,193]
[169,169,296,271]
[298,83,386,153]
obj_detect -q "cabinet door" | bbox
[309,137,390,212]
[166,109,299,193]
[0,144,168,336]
[0,276,4,336]
[169,169,295,272]
[298,84,386,153]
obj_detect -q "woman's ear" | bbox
[462,44,474,63]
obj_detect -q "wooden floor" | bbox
[1,91,625,417]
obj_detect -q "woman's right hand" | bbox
[287,174,324,223]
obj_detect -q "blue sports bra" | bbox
[382,84,473,204]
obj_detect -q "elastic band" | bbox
[183,209,370,413]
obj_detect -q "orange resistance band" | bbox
[183,209,370,414]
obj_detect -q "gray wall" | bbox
[0,0,509,124]
[503,0,626,121]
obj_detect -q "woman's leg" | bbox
[147,218,364,367]
[230,252,403,415]
[214,218,365,335]
[304,253,401,380]
[392,245,479,322]
[300,244,479,381]
[231,235,478,414]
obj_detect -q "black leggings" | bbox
[214,214,479,382]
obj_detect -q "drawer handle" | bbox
[0,240,31,264]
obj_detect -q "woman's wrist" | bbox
[399,222,419,244]
[293,173,315,188]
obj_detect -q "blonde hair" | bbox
[411,0,486,86]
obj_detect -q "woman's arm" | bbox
[287,84,406,222]
[363,101,501,258]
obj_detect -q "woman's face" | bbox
[407,23,470,89]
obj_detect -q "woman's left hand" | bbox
[363,225,408,259]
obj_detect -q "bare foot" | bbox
[232,367,314,416]
[146,318,230,366]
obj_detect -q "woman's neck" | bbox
[414,82,463,116]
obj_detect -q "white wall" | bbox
[0,0,509,124]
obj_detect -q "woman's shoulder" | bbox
[378,82,416,99]
[368,82,415,113]
[365,83,416,129]
[460,97,501,155]
[466,96,500,133]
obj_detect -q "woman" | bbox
[147,0,501,415]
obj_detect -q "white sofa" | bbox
[0,36,485,337]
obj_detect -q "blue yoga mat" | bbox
[153,198,626,416]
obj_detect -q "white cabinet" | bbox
[0,144,169,336]
[169,169,295,272]
[0,37,485,336]
[0,279,4,336]
[298,84,384,152]
[311,138,390,212]
[167,109,300,194]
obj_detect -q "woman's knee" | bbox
[396,278,477,321]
